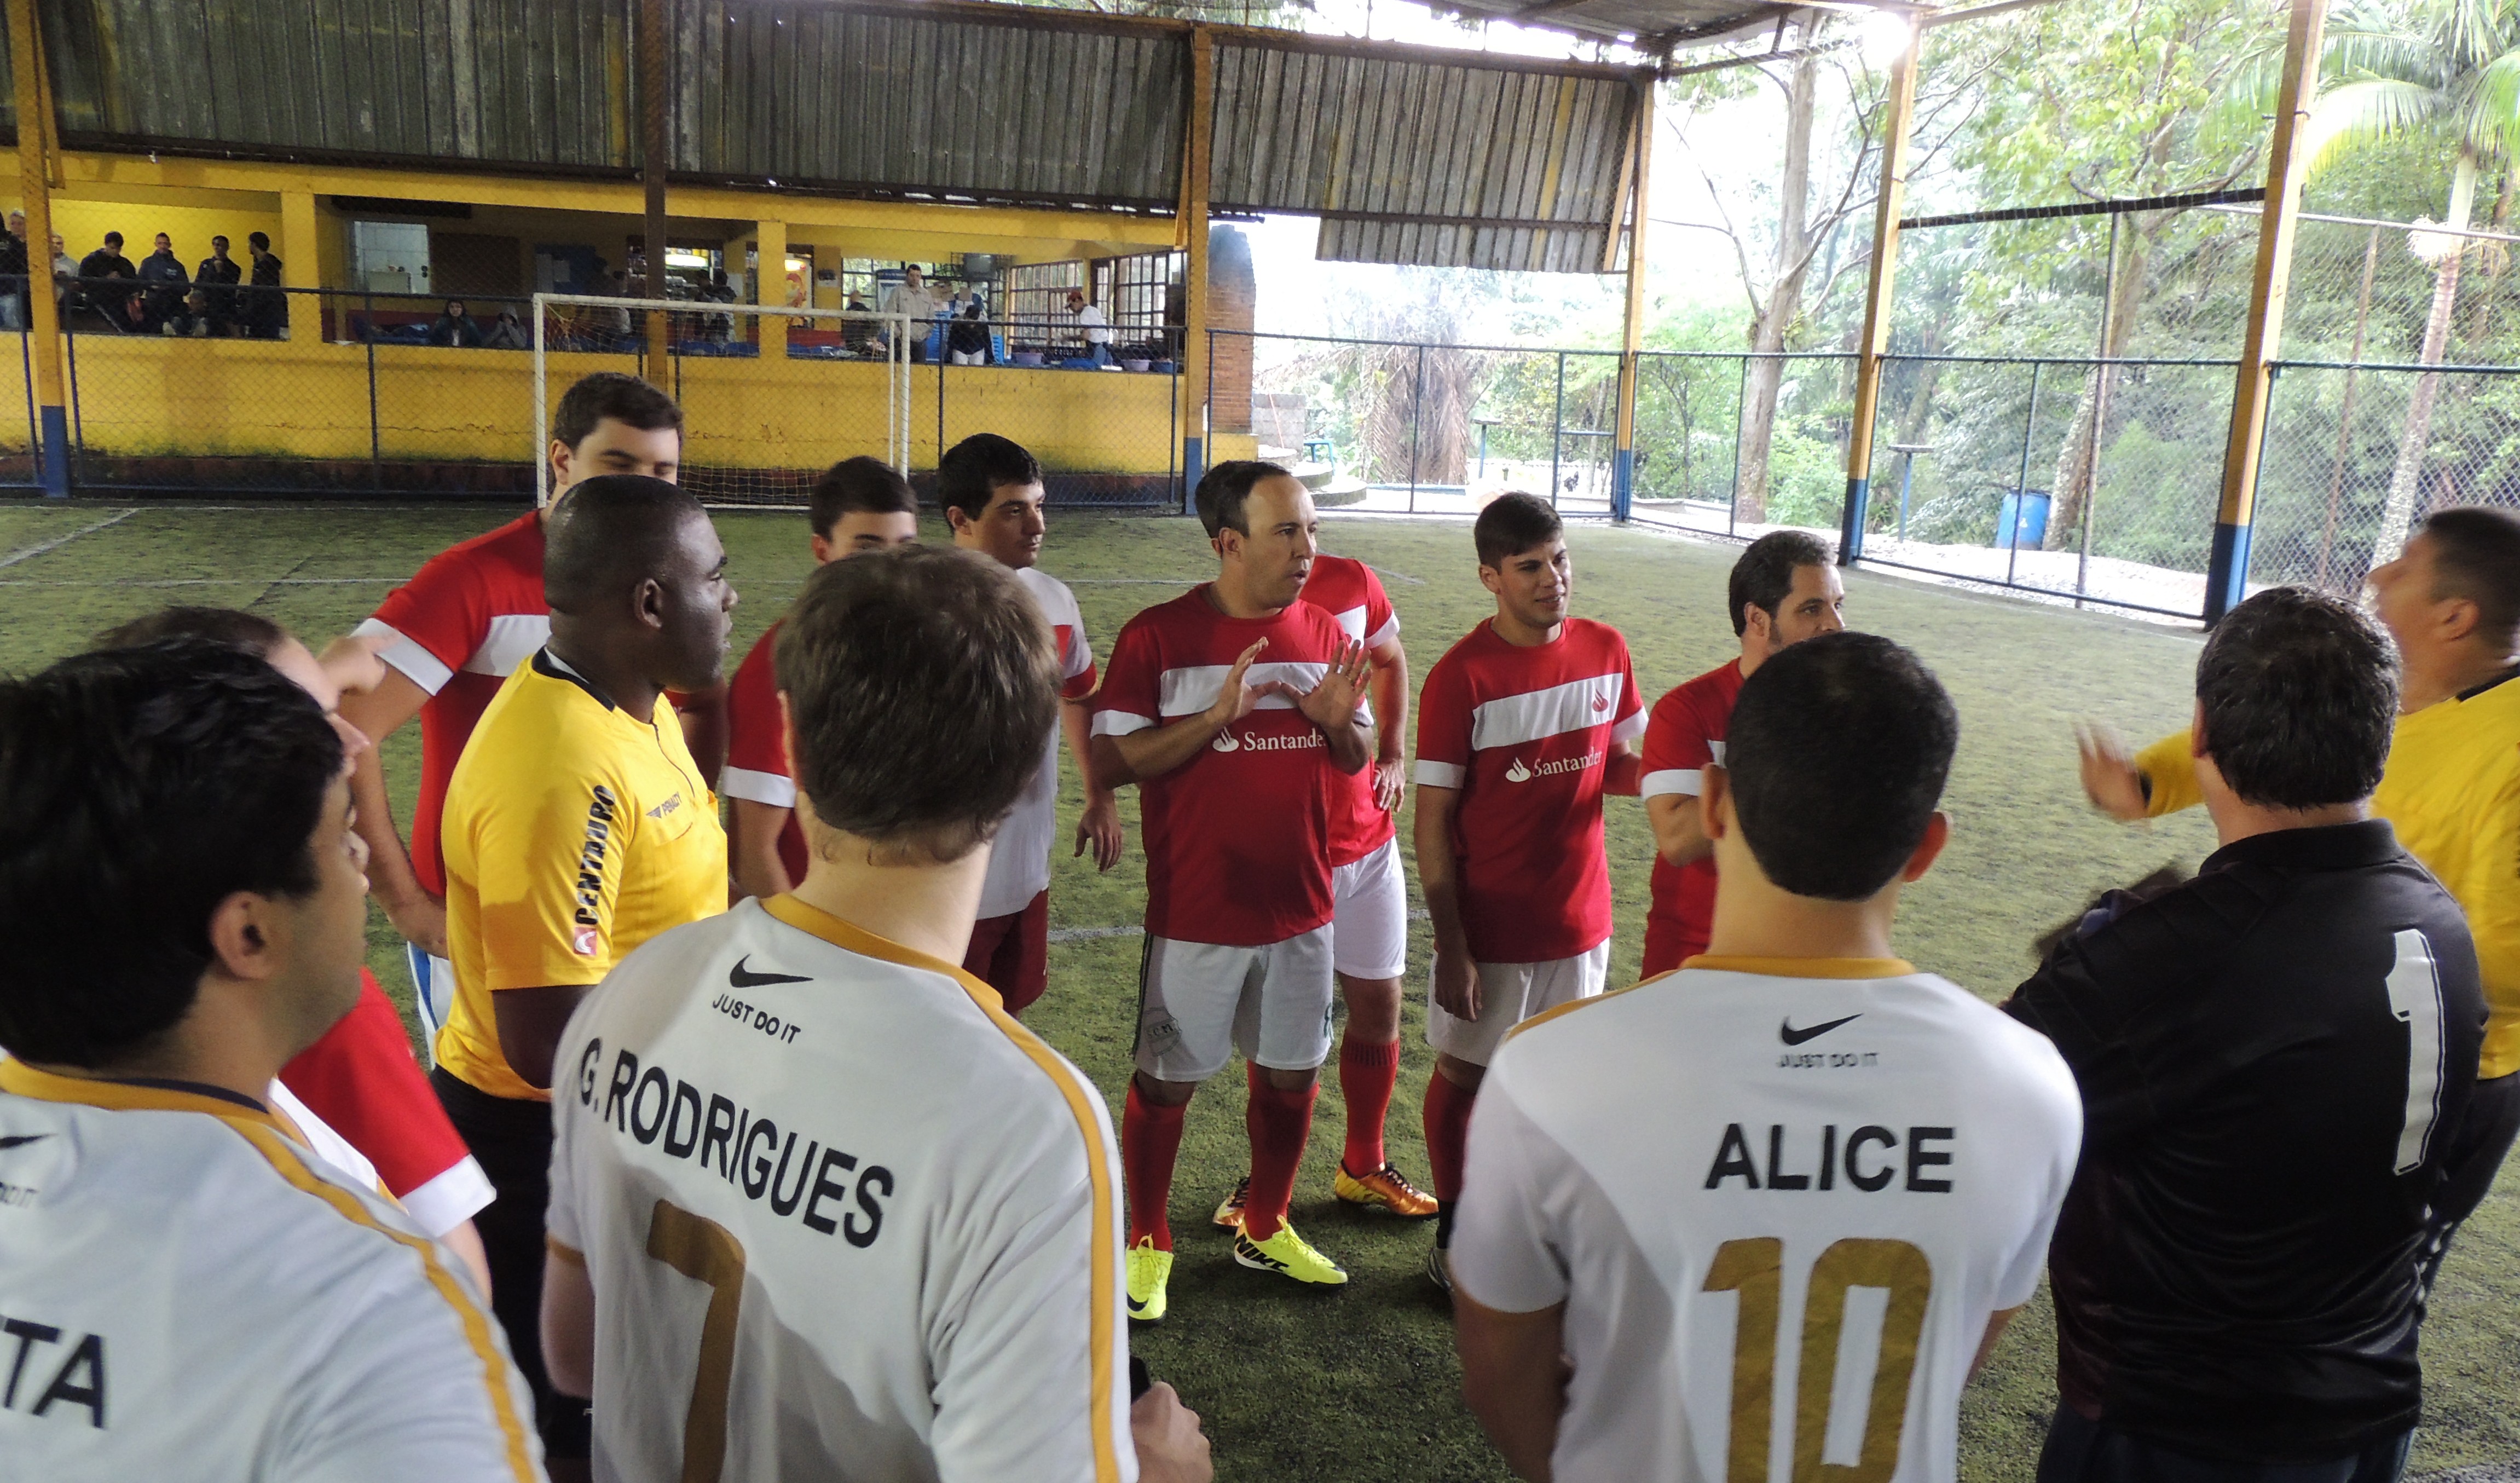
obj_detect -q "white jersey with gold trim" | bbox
[0,1061,541,1482]
[548,893,1133,1483]
[1453,959,2080,1483]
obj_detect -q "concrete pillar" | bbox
[755,220,786,359]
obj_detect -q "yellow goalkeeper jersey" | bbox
[2134,668,2520,1077]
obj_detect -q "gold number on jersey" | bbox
[648,1199,749,1483]
[1703,1237,1933,1483]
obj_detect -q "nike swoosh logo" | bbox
[1127,1295,1153,1314]
[0,1134,48,1151]
[1779,1013,1861,1046]
[729,956,811,989]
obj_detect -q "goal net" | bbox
[531,293,910,509]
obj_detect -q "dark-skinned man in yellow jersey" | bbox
[434,475,737,1479]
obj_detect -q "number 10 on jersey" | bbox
[1702,1236,1933,1483]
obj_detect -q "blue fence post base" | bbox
[1839,476,1871,563]
[2204,520,2252,625]
[37,403,68,499]
[1610,447,1634,522]
[1181,436,1204,516]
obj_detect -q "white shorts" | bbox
[1329,838,1408,982]
[1135,926,1336,1082]
[403,945,456,1067]
[1427,941,1612,1068]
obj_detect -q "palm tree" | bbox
[2301,0,2520,561]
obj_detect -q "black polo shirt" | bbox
[2006,818,2484,1463]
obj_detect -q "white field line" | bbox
[0,509,138,570]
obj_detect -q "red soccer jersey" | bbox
[720,618,810,887]
[1299,554,1400,866]
[1640,659,1745,973]
[1093,588,1359,946]
[1414,618,1644,964]
[277,968,492,1237]
[355,511,550,897]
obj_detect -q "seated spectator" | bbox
[0,210,26,331]
[482,305,529,350]
[701,267,736,342]
[0,639,542,1481]
[162,288,213,338]
[245,232,287,341]
[195,234,243,336]
[426,299,484,348]
[948,299,991,365]
[843,291,875,354]
[137,232,188,324]
[2008,587,2487,1480]
[75,230,135,326]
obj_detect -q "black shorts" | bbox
[431,1068,592,1462]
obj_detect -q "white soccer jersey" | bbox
[1453,958,2081,1483]
[0,1061,541,1482]
[547,893,1133,1483]
[979,566,1099,919]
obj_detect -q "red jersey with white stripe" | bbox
[1640,660,1745,968]
[1094,587,1359,946]
[277,967,494,1238]
[1300,554,1400,866]
[354,511,550,896]
[722,568,1097,914]
[1415,618,1644,963]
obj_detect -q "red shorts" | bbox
[964,889,1051,1017]
[1641,912,1707,981]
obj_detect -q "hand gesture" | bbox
[317,631,393,699]
[1431,942,1481,1022]
[1203,639,1270,729]
[1074,791,1124,872]
[1279,637,1369,734]
[1372,756,1405,814]
[2075,722,2149,822]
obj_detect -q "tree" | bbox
[2301,0,2520,560]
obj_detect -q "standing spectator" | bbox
[77,230,135,327]
[137,231,188,326]
[881,265,936,361]
[245,230,287,339]
[482,305,530,349]
[701,266,737,342]
[1068,287,1114,367]
[426,299,484,348]
[2013,588,2486,1479]
[195,234,242,336]
[947,298,992,365]
[844,290,876,355]
[0,210,27,331]
[599,267,633,343]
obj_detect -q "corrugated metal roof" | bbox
[675,4,1186,205]
[1431,0,1824,54]
[22,0,1645,269]
[1213,41,1638,271]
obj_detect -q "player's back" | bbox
[548,895,1130,1483]
[0,1064,540,1481]
[1461,960,2079,1482]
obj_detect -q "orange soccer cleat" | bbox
[1334,1161,1439,1219]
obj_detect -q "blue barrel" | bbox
[1995,489,2051,549]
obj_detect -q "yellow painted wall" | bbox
[54,334,1178,475]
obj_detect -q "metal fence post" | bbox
[1727,355,1748,535]
[2008,361,2043,588]
[1550,351,1565,508]
[1408,342,1426,513]
[364,291,383,493]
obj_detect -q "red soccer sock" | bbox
[1338,1034,1401,1175]
[1122,1084,1187,1252]
[1241,1064,1317,1243]
[1422,1071,1479,1204]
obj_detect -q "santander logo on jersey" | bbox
[1213,727,1325,754]
[1506,749,1605,783]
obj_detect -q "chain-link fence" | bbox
[1627,351,1857,542]
[929,318,1180,509]
[1212,330,1621,518]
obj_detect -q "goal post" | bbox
[531,292,911,509]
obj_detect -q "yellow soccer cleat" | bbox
[1334,1161,1440,1219]
[1232,1220,1349,1286]
[1212,1175,1250,1230]
[1126,1238,1174,1323]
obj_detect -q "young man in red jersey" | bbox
[1415,492,1643,1292]
[1639,531,1846,976]
[723,457,921,902]
[1213,547,1434,1227]
[938,434,1119,1013]
[342,372,705,1047]
[1092,461,1371,1319]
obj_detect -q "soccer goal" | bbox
[531,293,911,509]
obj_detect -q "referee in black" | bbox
[2009,587,2485,1483]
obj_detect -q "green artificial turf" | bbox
[2,500,2511,1479]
